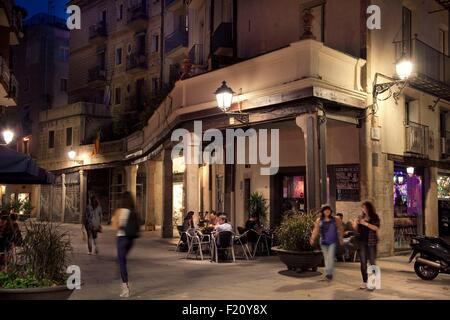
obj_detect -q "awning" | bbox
[0,146,55,185]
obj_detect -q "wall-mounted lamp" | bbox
[68,149,84,165]
[373,59,414,103]
[215,81,249,124]
[1,129,14,145]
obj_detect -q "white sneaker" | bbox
[120,283,130,298]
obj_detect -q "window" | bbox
[151,77,159,93]
[48,130,55,149]
[151,34,159,53]
[60,79,68,92]
[23,78,29,91]
[115,47,123,65]
[118,4,124,20]
[23,139,29,155]
[58,46,69,61]
[402,7,412,56]
[115,87,122,104]
[66,127,73,146]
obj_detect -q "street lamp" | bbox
[373,59,414,103]
[215,81,235,112]
[214,81,249,124]
[1,129,14,145]
[67,149,84,165]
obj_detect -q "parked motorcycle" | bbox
[409,235,450,280]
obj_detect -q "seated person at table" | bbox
[182,211,195,232]
[0,215,14,264]
[213,215,233,238]
[9,213,23,247]
[336,213,355,260]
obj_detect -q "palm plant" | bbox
[248,192,268,222]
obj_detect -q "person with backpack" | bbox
[111,192,140,298]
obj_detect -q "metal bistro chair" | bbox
[175,225,186,252]
[212,231,236,263]
[185,228,211,261]
[251,230,271,258]
[233,230,252,260]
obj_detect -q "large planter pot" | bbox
[0,285,74,300]
[272,246,324,272]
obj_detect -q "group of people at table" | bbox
[179,211,268,260]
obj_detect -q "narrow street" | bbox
[63,224,450,300]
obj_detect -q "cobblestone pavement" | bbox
[63,224,450,300]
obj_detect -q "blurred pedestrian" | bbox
[111,192,140,298]
[84,194,102,255]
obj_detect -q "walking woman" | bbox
[353,201,380,290]
[310,205,344,281]
[84,195,102,255]
[111,192,140,298]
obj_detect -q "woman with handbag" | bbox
[84,195,102,255]
[353,201,380,290]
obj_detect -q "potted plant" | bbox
[272,210,323,272]
[19,199,33,221]
[0,221,74,300]
[248,192,268,223]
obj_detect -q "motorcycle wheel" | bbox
[414,261,439,281]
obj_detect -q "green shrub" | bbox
[276,211,317,252]
[248,192,268,222]
[0,222,72,289]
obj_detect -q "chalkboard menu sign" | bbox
[335,165,360,202]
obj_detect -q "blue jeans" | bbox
[117,237,134,283]
[320,243,337,277]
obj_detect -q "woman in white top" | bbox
[111,192,139,298]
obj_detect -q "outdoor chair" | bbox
[185,228,211,261]
[251,230,271,258]
[175,225,187,252]
[233,231,252,260]
[212,231,236,263]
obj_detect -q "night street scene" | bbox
[1,0,450,309]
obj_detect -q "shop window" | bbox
[282,175,305,212]
[393,166,424,250]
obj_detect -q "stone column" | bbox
[425,166,439,236]
[125,165,138,201]
[161,149,173,238]
[185,163,200,224]
[79,170,87,224]
[296,110,327,212]
[145,160,157,231]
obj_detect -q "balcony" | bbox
[165,0,183,12]
[212,22,233,56]
[435,0,450,9]
[88,66,106,83]
[127,0,148,28]
[165,26,188,58]
[126,53,148,72]
[89,21,107,41]
[441,131,450,159]
[395,37,450,101]
[189,44,204,65]
[405,121,429,158]
[0,55,18,106]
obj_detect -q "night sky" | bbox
[16,0,68,19]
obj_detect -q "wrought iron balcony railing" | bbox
[89,21,107,39]
[395,36,450,101]
[441,130,450,158]
[165,26,188,55]
[0,55,18,100]
[127,0,148,24]
[88,66,106,82]
[212,22,233,55]
[126,53,148,71]
[189,44,204,66]
[405,121,429,157]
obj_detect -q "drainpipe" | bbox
[209,0,215,67]
[232,0,237,59]
[160,0,165,91]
